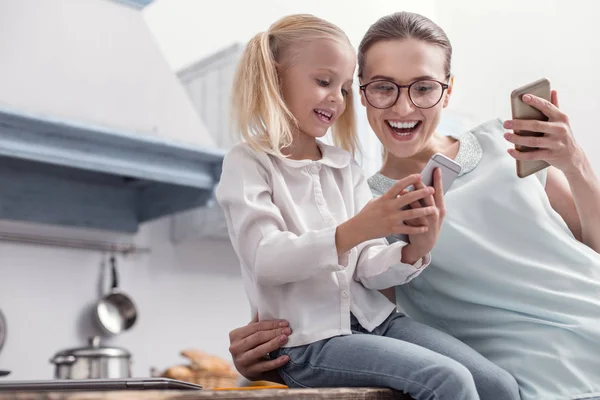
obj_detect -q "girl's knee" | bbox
[473,364,520,400]
[432,359,479,399]
[440,361,476,386]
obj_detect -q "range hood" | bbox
[0,0,224,233]
[0,106,224,233]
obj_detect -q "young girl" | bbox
[216,14,519,400]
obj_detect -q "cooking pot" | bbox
[50,336,131,379]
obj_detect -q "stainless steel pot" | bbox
[50,336,132,379]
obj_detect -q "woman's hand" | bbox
[403,168,446,263]
[228,316,291,381]
[503,90,584,176]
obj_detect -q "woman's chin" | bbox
[385,141,420,160]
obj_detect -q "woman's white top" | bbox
[216,141,429,347]
[369,119,600,400]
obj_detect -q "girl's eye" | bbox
[341,88,349,97]
[317,79,330,87]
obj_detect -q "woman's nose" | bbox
[391,89,414,114]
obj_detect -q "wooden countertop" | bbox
[0,388,411,400]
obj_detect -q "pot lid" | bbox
[53,336,130,359]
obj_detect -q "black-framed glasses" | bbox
[359,79,449,110]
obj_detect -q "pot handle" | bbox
[110,256,119,290]
[50,355,76,365]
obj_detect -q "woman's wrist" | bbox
[563,151,594,183]
[401,244,424,266]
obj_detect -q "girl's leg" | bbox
[273,333,480,400]
[376,313,520,400]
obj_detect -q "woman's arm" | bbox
[504,90,600,252]
[227,316,291,382]
[545,163,600,251]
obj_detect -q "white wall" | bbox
[143,0,436,71]
[0,0,214,147]
[436,0,600,171]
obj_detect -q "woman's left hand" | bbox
[503,90,584,175]
[402,168,446,264]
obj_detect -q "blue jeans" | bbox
[271,312,519,400]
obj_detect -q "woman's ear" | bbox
[443,76,454,108]
[360,90,367,107]
[358,82,367,107]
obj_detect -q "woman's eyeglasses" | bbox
[359,79,449,109]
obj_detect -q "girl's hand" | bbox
[503,90,585,176]
[356,174,437,241]
[403,168,446,262]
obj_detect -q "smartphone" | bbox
[391,153,461,243]
[510,78,551,178]
[420,153,461,194]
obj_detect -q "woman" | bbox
[226,11,600,400]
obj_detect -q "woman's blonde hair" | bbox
[231,14,359,157]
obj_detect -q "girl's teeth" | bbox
[316,110,332,119]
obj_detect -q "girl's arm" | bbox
[349,163,434,290]
[216,146,348,286]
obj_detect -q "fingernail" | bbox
[279,321,288,327]
[504,132,511,139]
[503,120,513,129]
[280,335,288,343]
[522,94,532,102]
[282,327,292,335]
[282,356,290,362]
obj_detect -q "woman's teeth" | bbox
[388,121,418,129]
[387,121,420,136]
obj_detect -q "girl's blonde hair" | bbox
[231,14,359,157]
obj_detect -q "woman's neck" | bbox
[380,133,459,180]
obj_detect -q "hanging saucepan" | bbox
[95,256,138,335]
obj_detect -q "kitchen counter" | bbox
[0,388,411,399]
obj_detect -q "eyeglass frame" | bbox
[359,79,450,110]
